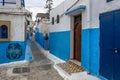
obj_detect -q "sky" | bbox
[25,0,65,20]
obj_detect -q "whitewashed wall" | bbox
[0,0,30,41]
[90,0,120,28]
[50,0,120,32]
[36,18,50,35]
[0,14,25,41]
[50,0,91,32]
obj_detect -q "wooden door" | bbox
[74,15,81,61]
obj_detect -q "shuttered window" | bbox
[57,15,60,23]
[52,17,54,25]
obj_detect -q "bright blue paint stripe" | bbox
[65,5,86,15]
[49,31,70,61]
[90,28,100,75]
[81,28,100,73]
[0,41,26,64]
[81,29,91,72]
[82,28,108,79]
[25,40,33,61]
[35,32,44,48]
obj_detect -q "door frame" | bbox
[70,13,82,62]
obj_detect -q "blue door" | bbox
[114,10,120,80]
[100,10,120,80]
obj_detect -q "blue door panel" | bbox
[114,10,120,80]
[100,13,114,49]
[100,50,114,79]
[100,9,120,80]
[100,12,114,80]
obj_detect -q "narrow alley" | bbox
[0,40,63,80]
[1,0,120,80]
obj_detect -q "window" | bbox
[0,21,10,41]
[57,15,60,23]
[0,25,8,38]
[52,17,54,25]
[107,0,113,2]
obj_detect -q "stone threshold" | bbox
[56,61,85,75]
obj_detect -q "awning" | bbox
[65,5,86,15]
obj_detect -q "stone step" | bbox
[57,61,85,75]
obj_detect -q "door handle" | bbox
[114,48,119,53]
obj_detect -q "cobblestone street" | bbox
[0,41,63,80]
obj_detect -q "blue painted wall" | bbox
[82,28,100,75]
[49,31,70,61]
[90,28,100,75]
[0,41,26,64]
[35,32,44,48]
[25,40,33,61]
[81,29,91,72]
[35,31,49,50]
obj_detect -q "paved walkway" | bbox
[0,41,63,80]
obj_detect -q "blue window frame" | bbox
[0,0,25,7]
[107,0,113,2]
[0,0,16,6]
[21,0,25,7]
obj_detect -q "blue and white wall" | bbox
[50,0,90,61]
[35,17,50,49]
[50,0,120,79]
[0,0,30,64]
[83,0,120,80]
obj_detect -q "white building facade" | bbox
[35,13,50,50]
[50,0,120,80]
[0,0,32,64]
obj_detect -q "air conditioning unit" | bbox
[0,20,11,41]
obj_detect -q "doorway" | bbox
[73,14,82,62]
[100,10,120,80]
